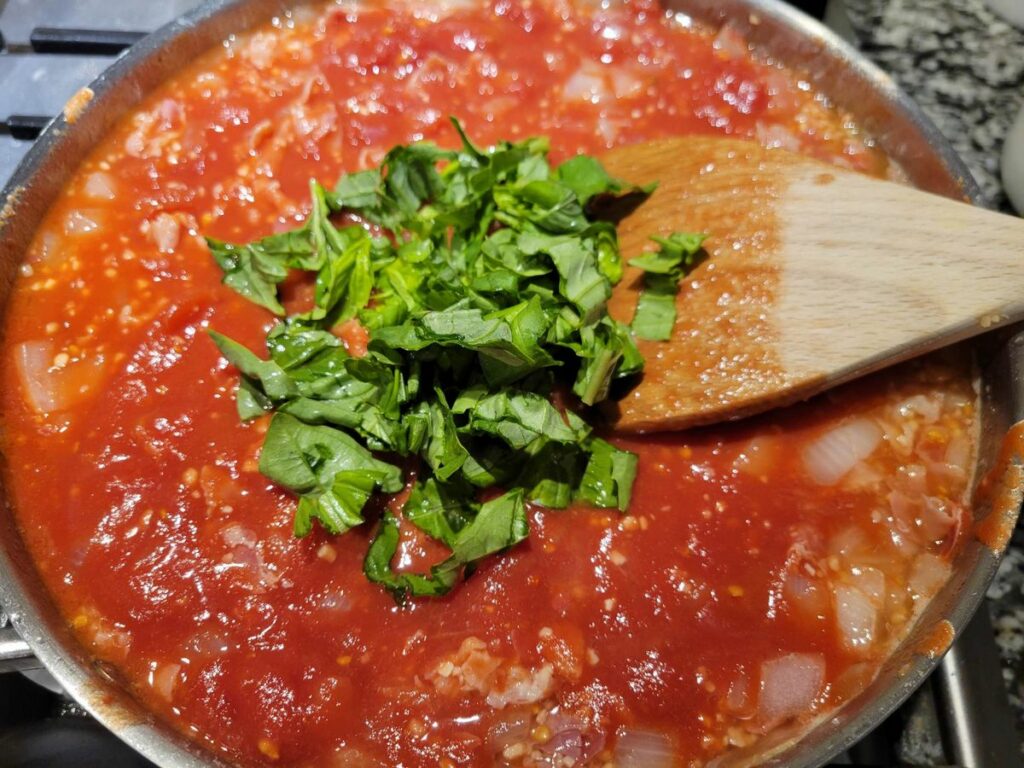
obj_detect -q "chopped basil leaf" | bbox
[455,390,589,450]
[206,237,290,315]
[403,476,475,546]
[554,155,624,204]
[209,331,296,406]
[630,231,707,341]
[259,413,402,536]
[206,120,697,600]
[365,488,528,601]
[450,488,529,563]
[576,438,639,513]
[363,510,460,600]
[631,286,678,343]
[570,318,643,406]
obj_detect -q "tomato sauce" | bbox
[1,1,975,766]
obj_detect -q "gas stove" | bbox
[0,1,1020,767]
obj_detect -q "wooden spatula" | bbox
[601,136,1024,432]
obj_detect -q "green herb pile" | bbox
[207,119,703,600]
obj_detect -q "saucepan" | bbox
[0,1,1020,766]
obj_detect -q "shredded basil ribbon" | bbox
[208,118,703,601]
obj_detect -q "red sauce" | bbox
[1,2,975,766]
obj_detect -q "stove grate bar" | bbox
[29,27,145,56]
[0,115,51,141]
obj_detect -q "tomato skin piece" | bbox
[333,318,369,358]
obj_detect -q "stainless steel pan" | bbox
[0,1,1020,766]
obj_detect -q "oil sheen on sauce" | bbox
[0,1,977,766]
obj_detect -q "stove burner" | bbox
[0,719,155,768]
[28,27,145,56]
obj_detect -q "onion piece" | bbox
[486,663,554,708]
[614,730,675,768]
[540,727,583,760]
[755,122,802,151]
[784,574,830,621]
[849,566,886,605]
[83,171,117,200]
[185,629,230,657]
[897,394,942,423]
[91,621,131,661]
[890,490,960,545]
[724,670,753,716]
[610,68,644,98]
[149,213,181,253]
[758,653,825,725]
[14,343,104,414]
[563,62,608,102]
[908,553,951,600]
[834,584,877,652]
[15,341,60,413]
[713,24,748,59]
[64,209,102,236]
[488,708,532,753]
[29,230,60,265]
[150,662,180,702]
[937,429,971,477]
[919,496,960,542]
[802,418,882,485]
[733,435,778,477]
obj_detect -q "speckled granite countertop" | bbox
[844,0,1024,743]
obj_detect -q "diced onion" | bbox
[610,68,644,98]
[733,436,778,477]
[221,523,257,548]
[596,113,620,144]
[614,730,675,768]
[92,621,131,661]
[150,662,180,701]
[712,24,748,59]
[220,523,280,589]
[829,525,869,558]
[758,653,825,724]
[784,574,830,621]
[755,122,802,151]
[319,590,353,614]
[890,490,960,545]
[834,584,877,652]
[29,230,60,265]
[83,171,117,200]
[485,664,553,708]
[540,727,583,760]
[945,432,971,468]
[724,671,752,715]
[15,341,59,413]
[64,209,101,236]
[802,418,882,485]
[14,343,103,414]
[908,553,951,600]
[488,709,532,753]
[849,566,886,605]
[919,496,959,542]
[897,394,942,423]
[563,63,608,102]
[185,629,230,657]
[150,213,181,253]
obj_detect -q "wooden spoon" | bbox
[601,136,1024,432]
